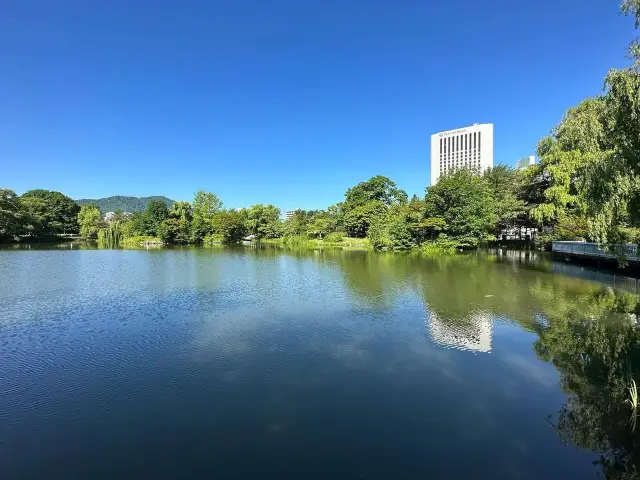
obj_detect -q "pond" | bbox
[1,245,639,479]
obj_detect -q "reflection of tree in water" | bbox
[532,287,640,479]
[253,246,640,477]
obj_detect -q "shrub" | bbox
[324,232,345,243]
[203,233,224,244]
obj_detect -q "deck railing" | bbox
[552,241,639,260]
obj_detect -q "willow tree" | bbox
[528,98,612,233]
[576,1,640,243]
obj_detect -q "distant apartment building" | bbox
[285,209,300,220]
[516,155,536,171]
[430,123,494,186]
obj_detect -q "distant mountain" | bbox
[75,196,175,213]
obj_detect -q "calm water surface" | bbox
[1,246,640,479]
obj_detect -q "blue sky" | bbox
[0,0,634,211]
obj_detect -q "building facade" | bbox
[430,123,494,186]
[285,209,300,220]
[516,155,535,171]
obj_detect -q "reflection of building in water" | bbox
[427,311,493,353]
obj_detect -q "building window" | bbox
[478,131,481,152]
[473,132,476,149]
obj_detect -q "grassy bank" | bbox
[259,236,372,249]
[120,236,164,248]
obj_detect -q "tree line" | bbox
[0,171,533,250]
[1,2,639,250]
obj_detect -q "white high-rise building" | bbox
[430,123,494,186]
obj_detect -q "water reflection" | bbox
[533,307,640,479]
[428,311,493,353]
[2,245,640,478]
[262,247,640,477]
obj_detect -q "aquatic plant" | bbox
[626,378,639,431]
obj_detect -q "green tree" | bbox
[580,68,640,243]
[192,190,223,241]
[307,215,332,239]
[141,200,169,237]
[483,166,527,236]
[341,176,408,239]
[524,98,612,235]
[0,189,22,237]
[19,189,80,235]
[537,2,640,245]
[411,217,447,242]
[554,213,589,241]
[343,200,388,238]
[368,210,415,250]
[213,210,247,243]
[77,204,104,239]
[170,201,192,223]
[18,196,47,235]
[260,218,284,239]
[424,169,496,248]
[283,210,314,237]
[245,204,280,238]
[163,201,193,244]
[327,203,345,232]
[344,175,408,208]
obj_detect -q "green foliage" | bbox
[340,175,408,239]
[529,138,592,225]
[97,223,122,248]
[483,166,527,235]
[425,169,497,248]
[307,214,332,239]
[245,204,280,238]
[418,236,458,255]
[78,205,104,239]
[260,218,284,239]
[554,213,589,241]
[412,217,447,242]
[260,235,370,249]
[579,68,640,243]
[533,3,640,244]
[192,190,223,241]
[367,205,416,251]
[212,210,247,244]
[139,200,169,237]
[19,189,80,235]
[343,200,387,238]
[120,236,163,247]
[324,232,345,243]
[145,200,169,224]
[75,196,174,214]
[158,201,193,244]
[344,175,408,208]
[203,233,224,245]
[0,189,22,237]
[532,293,640,479]
[170,201,192,222]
